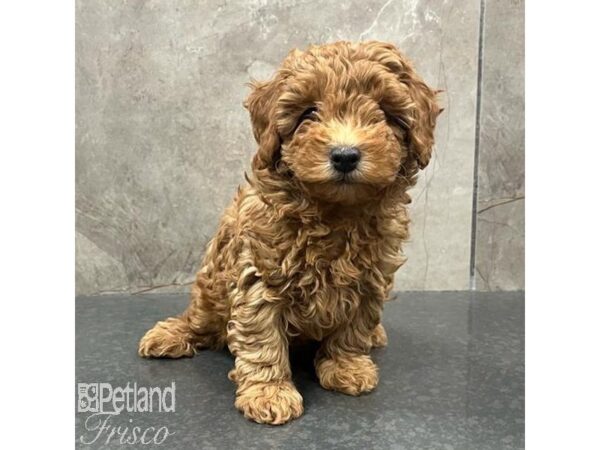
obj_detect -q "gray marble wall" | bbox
[473,0,525,290]
[76,0,524,295]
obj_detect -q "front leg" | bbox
[227,279,303,425]
[315,297,382,396]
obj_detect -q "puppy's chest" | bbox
[275,227,388,338]
[284,227,379,284]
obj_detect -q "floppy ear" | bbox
[362,41,442,169]
[401,77,442,169]
[244,79,282,172]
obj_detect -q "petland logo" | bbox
[77,382,176,446]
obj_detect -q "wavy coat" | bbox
[139,41,441,425]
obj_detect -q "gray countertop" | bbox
[76,291,524,450]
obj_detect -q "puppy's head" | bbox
[245,41,441,205]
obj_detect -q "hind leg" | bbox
[138,282,226,358]
[138,316,198,358]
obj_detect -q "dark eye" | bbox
[384,112,409,131]
[294,106,319,132]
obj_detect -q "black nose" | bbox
[330,146,361,173]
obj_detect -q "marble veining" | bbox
[474,0,525,291]
[76,0,483,294]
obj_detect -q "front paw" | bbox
[235,381,304,425]
[316,355,379,395]
[371,323,388,348]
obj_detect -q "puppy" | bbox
[139,41,441,425]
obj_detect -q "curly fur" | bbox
[139,41,441,425]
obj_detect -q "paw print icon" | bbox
[78,383,99,412]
